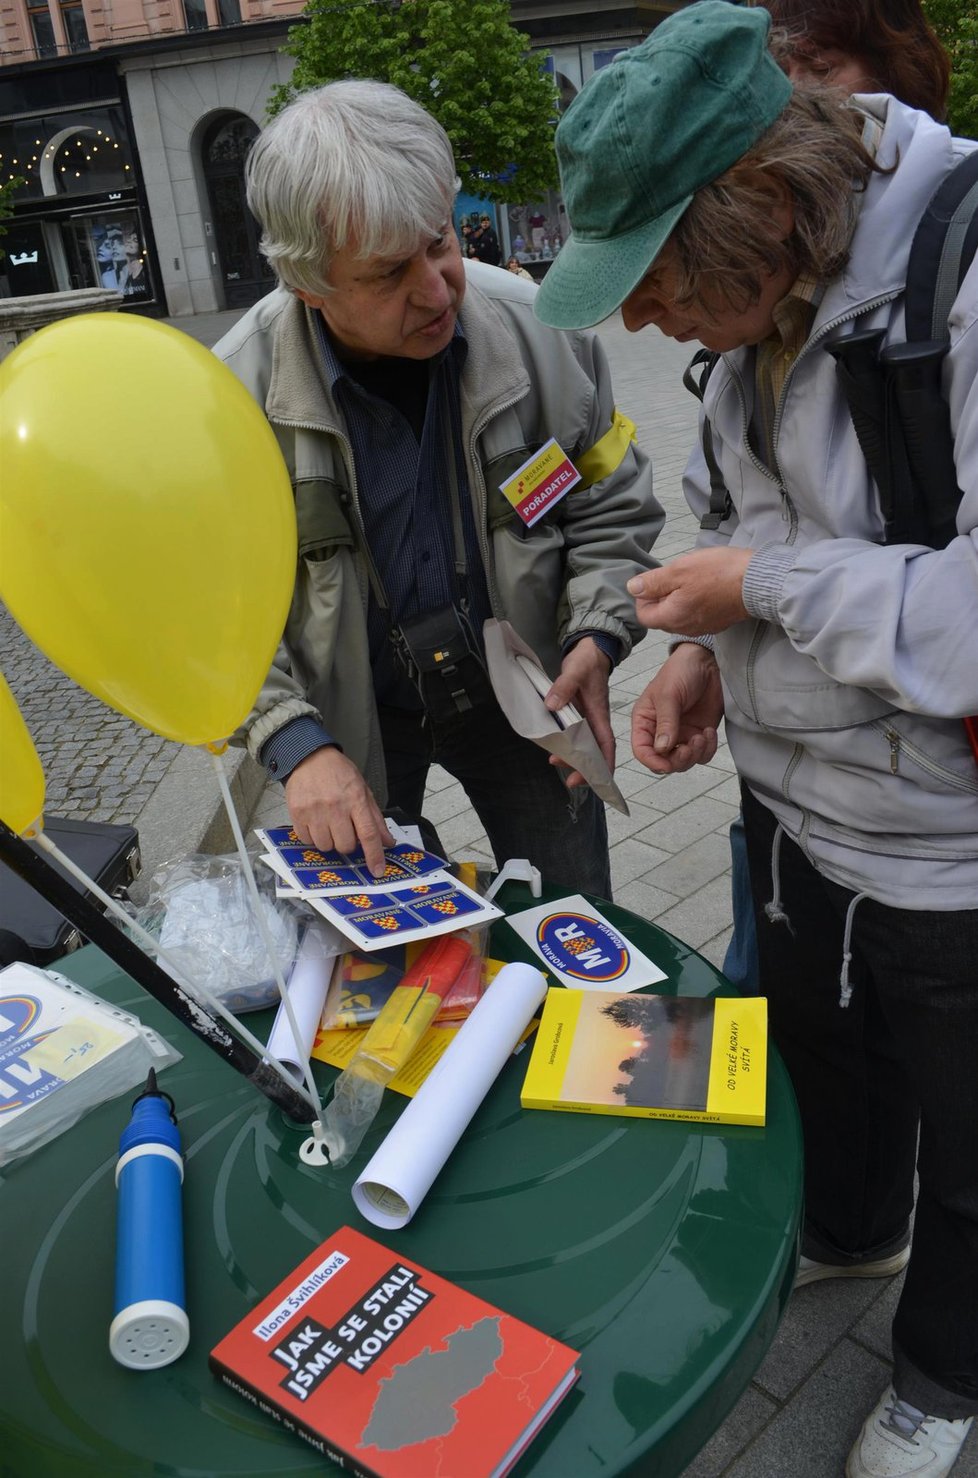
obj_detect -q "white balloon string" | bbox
[207,748,324,1123]
[33,829,319,1117]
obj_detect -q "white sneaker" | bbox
[795,1246,910,1287]
[847,1387,974,1477]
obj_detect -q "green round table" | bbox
[1,883,802,1477]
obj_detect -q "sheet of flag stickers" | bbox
[256,828,502,951]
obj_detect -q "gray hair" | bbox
[669,88,880,314]
[246,80,460,298]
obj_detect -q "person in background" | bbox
[471,212,502,266]
[506,255,535,281]
[757,0,950,116]
[534,5,978,1475]
[721,0,952,992]
[215,80,662,899]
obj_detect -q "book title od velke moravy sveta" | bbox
[521,990,768,1126]
[209,1226,580,1478]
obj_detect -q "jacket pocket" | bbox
[717,621,896,732]
[294,479,354,560]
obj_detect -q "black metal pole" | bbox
[0,819,314,1122]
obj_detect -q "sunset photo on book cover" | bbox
[565,993,714,1108]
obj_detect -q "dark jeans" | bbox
[741,783,978,1418]
[378,700,612,901]
[721,811,759,991]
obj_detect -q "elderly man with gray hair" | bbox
[216,80,661,895]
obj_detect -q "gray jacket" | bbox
[215,261,661,801]
[690,98,978,909]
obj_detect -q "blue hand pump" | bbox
[109,1068,189,1369]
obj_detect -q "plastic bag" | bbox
[0,960,181,1167]
[130,854,302,1012]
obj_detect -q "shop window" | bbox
[65,212,152,300]
[0,221,54,295]
[182,0,209,31]
[57,122,130,196]
[0,109,134,201]
[61,4,90,51]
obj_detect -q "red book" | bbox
[209,1226,580,1478]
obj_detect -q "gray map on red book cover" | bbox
[362,1317,503,1450]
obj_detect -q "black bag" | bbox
[394,603,495,724]
[0,816,141,967]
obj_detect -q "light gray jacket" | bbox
[690,97,978,909]
[215,261,661,801]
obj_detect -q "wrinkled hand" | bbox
[627,547,752,636]
[285,747,393,877]
[632,643,724,774]
[545,636,614,788]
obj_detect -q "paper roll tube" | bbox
[265,921,343,1080]
[352,961,547,1229]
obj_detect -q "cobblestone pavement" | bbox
[0,604,181,826]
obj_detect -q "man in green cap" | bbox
[536,4,978,1476]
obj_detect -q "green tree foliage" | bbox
[269,0,559,201]
[922,0,978,138]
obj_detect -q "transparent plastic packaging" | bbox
[127,854,303,1012]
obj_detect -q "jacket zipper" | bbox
[467,389,530,617]
[720,291,902,723]
[871,720,978,794]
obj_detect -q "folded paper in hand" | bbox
[483,618,629,815]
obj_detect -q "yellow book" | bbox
[520,989,767,1126]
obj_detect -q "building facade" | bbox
[0,1,686,315]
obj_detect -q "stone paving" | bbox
[4,295,975,1477]
[0,603,181,825]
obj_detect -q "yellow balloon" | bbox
[0,314,297,745]
[0,672,45,837]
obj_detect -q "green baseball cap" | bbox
[535,1,793,330]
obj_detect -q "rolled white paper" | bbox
[265,921,344,1080]
[352,960,547,1229]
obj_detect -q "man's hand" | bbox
[632,643,724,774]
[627,547,752,636]
[544,635,615,788]
[284,747,393,877]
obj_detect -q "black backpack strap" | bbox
[682,348,734,532]
[904,149,978,343]
[876,150,978,549]
[829,150,978,551]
